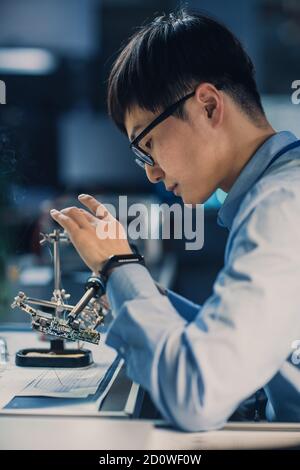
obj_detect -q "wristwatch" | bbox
[99,253,145,288]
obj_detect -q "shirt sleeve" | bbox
[105,261,201,322]
[105,187,300,431]
[165,289,201,322]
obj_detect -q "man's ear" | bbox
[205,100,216,119]
[194,82,223,126]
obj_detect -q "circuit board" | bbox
[31,314,100,345]
[11,291,102,345]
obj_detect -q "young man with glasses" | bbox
[51,10,300,431]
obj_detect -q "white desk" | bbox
[148,422,300,450]
[0,328,142,417]
[0,416,300,450]
[0,415,151,450]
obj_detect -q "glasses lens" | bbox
[134,157,146,169]
[131,145,154,167]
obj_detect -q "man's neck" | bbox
[220,122,276,193]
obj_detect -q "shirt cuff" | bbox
[106,263,162,314]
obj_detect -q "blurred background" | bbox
[0,0,300,324]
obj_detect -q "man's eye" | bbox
[146,139,152,149]
[144,138,152,150]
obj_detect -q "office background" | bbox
[0,0,300,323]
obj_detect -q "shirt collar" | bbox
[217,131,298,230]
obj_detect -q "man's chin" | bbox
[183,185,219,205]
[181,193,206,206]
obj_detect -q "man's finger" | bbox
[60,206,92,229]
[78,194,113,220]
[50,209,80,234]
[78,208,98,225]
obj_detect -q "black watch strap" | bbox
[100,253,145,282]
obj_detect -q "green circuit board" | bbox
[31,315,100,345]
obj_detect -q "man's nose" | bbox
[145,163,165,183]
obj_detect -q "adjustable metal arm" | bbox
[11,229,106,345]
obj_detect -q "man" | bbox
[50,10,300,431]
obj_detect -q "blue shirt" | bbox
[105,131,300,431]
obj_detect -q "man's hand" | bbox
[50,194,132,273]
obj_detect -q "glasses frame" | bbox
[129,90,195,168]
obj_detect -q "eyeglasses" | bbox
[129,90,195,169]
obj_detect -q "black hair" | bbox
[107,9,266,134]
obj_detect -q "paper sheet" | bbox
[18,364,111,398]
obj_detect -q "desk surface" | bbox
[148,422,300,450]
[0,328,141,417]
[0,415,300,450]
